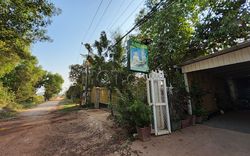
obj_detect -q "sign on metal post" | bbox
[127,40,149,73]
[147,70,171,135]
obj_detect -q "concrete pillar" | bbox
[184,73,192,115]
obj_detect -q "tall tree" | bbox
[1,54,46,103]
[43,73,64,100]
[0,0,60,77]
[67,64,86,103]
[137,0,250,84]
[190,0,250,54]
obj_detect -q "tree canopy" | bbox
[0,0,60,78]
[44,73,64,100]
[136,0,250,83]
[0,0,62,109]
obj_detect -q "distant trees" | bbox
[66,85,82,101]
[43,73,64,101]
[66,64,86,103]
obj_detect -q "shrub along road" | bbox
[0,100,136,156]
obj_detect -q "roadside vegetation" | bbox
[57,99,79,113]
[0,1,63,118]
[66,0,250,134]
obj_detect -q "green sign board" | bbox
[127,40,149,73]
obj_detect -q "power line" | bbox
[107,0,135,31]
[82,0,104,43]
[75,0,104,63]
[105,0,126,30]
[87,0,113,42]
[84,0,175,61]
[109,0,175,50]
[119,0,144,29]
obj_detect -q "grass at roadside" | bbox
[0,95,44,120]
[20,95,45,109]
[0,109,17,119]
[57,99,79,113]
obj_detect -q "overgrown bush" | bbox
[168,73,190,121]
[115,91,136,133]
[189,83,207,116]
[20,95,45,109]
[115,85,150,134]
[0,83,17,109]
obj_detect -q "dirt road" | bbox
[0,101,134,156]
[20,101,59,117]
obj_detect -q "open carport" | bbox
[181,41,250,133]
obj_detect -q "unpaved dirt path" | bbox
[0,101,60,156]
[0,101,135,156]
[20,101,59,117]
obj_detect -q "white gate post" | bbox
[163,78,171,133]
[150,78,158,135]
[147,70,171,135]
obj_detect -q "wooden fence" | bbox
[90,87,119,105]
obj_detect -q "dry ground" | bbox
[0,101,137,156]
[1,101,250,156]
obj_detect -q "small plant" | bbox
[189,83,207,116]
[115,87,151,134]
[193,107,206,117]
[128,99,151,128]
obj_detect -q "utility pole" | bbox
[85,61,89,105]
[80,55,89,106]
[80,42,90,106]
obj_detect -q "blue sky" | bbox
[31,0,145,92]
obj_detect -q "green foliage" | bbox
[0,0,60,112]
[67,64,85,103]
[136,0,250,120]
[189,83,207,116]
[128,99,151,128]
[137,0,250,82]
[115,90,151,133]
[169,83,190,120]
[0,0,60,78]
[114,76,149,132]
[0,83,16,109]
[0,41,20,78]
[58,99,78,113]
[44,73,64,100]
[66,84,82,103]
[0,109,17,119]
[193,107,206,117]
[1,54,46,103]
[192,0,250,53]
[138,0,202,72]
[69,64,85,85]
[0,0,60,43]
[20,95,44,109]
[189,83,206,107]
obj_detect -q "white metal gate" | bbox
[147,70,171,135]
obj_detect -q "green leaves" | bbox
[0,0,61,107]
[43,73,64,100]
[0,0,60,43]
[0,0,60,78]
[193,0,250,53]
[137,0,250,84]
[1,54,46,103]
